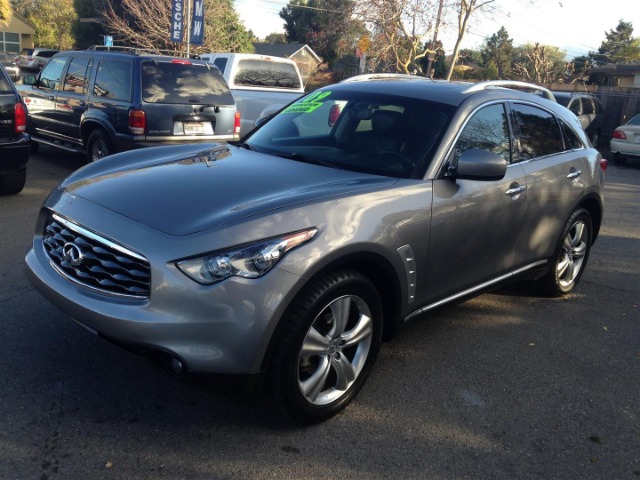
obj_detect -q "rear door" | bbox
[511,102,593,265]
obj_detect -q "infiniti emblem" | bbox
[62,242,85,267]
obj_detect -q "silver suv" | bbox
[25,78,606,423]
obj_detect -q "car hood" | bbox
[61,144,397,236]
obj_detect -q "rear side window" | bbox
[213,57,228,74]
[512,103,564,159]
[559,120,584,150]
[63,57,92,94]
[93,59,132,101]
[141,61,234,105]
[233,59,301,89]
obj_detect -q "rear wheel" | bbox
[87,129,112,162]
[269,270,382,423]
[538,208,592,296]
[0,169,26,195]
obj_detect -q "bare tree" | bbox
[512,43,566,83]
[102,0,253,55]
[445,0,496,80]
[357,0,445,75]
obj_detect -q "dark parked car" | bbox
[0,62,30,195]
[17,47,240,162]
[553,91,604,146]
[0,52,20,81]
[15,48,59,70]
[25,78,606,422]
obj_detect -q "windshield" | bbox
[246,88,453,178]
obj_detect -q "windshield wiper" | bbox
[277,152,335,168]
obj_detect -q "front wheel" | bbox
[537,208,593,296]
[87,129,112,162]
[269,270,382,423]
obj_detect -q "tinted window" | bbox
[559,119,584,150]
[63,57,92,94]
[39,57,67,90]
[0,69,12,91]
[454,104,512,163]
[93,59,132,101]
[213,57,227,74]
[512,103,564,159]
[233,59,301,89]
[581,97,594,115]
[141,61,233,105]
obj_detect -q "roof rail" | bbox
[87,45,190,57]
[463,80,556,101]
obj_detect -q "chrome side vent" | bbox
[397,244,417,304]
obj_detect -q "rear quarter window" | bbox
[141,61,234,105]
[93,59,132,101]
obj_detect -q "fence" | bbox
[545,84,640,138]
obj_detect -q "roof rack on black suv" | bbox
[86,45,187,57]
[17,49,240,162]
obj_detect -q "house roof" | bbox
[253,43,322,63]
[590,63,639,76]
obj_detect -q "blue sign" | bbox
[104,36,113,47]
[191,0,204,45]
[171,0,184,43]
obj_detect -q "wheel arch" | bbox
[260,250,404,374]
[578,193,603,243]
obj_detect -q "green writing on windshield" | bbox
[283,91,332,114]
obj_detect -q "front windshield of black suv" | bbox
[142,61,235,106]
[246,88,454,178]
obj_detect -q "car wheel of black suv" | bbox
[0,169,26,196]
[269,269,382,423]
[538,208,593,297]
[87,129,112,162]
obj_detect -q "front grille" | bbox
[43,213,151,298]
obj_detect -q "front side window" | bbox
[38,57,67,90]
[454,103,512,163]
[512,103,564,160]
[93,59,132,101]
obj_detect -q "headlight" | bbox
[176,228,318,285]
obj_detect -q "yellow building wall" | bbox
[0,13,36,53]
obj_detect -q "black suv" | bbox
[0,62,30,195]
[18,48,240,162]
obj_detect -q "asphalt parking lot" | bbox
[1,147,638,480]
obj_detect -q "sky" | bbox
[234,0,640,60]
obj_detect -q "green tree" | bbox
[512,43,566,83]
[590,19,640,64]
[13,0,76,48]
[72,0,107,48]
[281,0,364,66]
[481,26,513,79]
[1,0,12,26]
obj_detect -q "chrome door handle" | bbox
[567,169,582,179]
[505,184,526,196]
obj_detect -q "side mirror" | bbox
[453,148,507,180]
[22,74,37,86]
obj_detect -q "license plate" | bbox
[184,122,204,135]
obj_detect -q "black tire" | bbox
[87,129,112,162]
[537,208,592,297]
[613,153,627,165]
[0,169,26,196]
[269,269,382,423]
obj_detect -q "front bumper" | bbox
[25,204,302,377]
